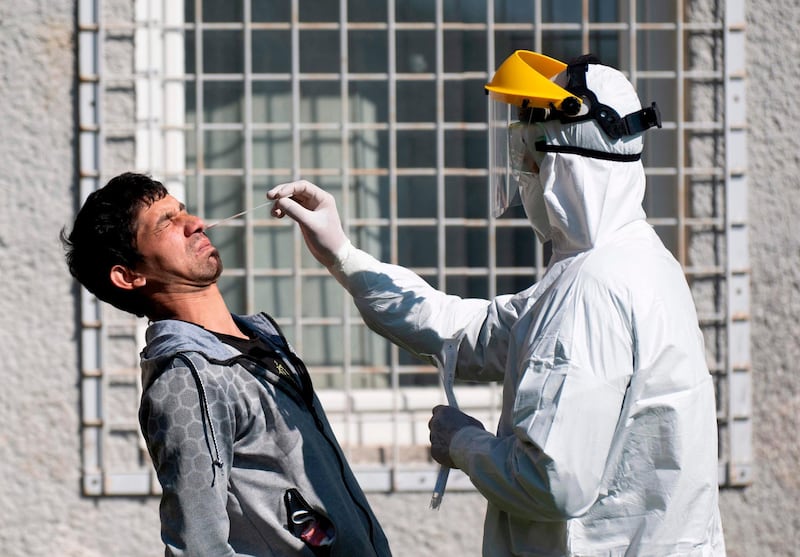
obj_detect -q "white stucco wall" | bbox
[0,1,797,556]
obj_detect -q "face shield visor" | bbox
[488,102,547,218]
[485,51,582,218]
[486,51,663,218]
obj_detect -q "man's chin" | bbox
[212,253,224,281]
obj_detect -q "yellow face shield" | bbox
[486,51,581,218]
[485,50,582,115]
[485,51,662,217]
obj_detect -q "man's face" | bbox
[132,195,222,291]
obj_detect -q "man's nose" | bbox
[182,213,206,234]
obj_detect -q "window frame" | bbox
[76,0,750,495]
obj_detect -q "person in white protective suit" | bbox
[267,51,727,556]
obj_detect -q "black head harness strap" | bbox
[562,55,662,140]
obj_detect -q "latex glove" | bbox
[267,180,349,268]
[428,405,485,469]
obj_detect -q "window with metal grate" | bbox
[76,0,750,495]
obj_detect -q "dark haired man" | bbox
[62,172,391,556]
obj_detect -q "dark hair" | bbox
[61,172,168,317]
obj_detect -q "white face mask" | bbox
[518,171,552,243]
[509,122,545,179]
[510,122,552,242]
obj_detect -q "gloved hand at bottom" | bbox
[429,405,485,468]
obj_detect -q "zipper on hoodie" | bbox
[226,349,380,552]
[256,314,381,553]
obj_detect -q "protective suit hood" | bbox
[526,63,648,257]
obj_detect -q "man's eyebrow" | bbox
[154,202,187,227]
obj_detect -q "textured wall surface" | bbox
[0,1,797,556]
[717,1,800,555]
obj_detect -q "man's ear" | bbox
[110,264,146,290]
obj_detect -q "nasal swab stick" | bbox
[205,201,272,229]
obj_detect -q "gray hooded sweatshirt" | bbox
[139,313,391,556]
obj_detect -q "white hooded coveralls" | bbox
[327,64,726,556]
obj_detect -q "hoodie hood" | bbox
[140,313,284,389]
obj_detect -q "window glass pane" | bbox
[299,0,339,22]
[398,176,437,218]
[497,274,535,296]
[543,0,582,23]
[396,31,435,73]
[446,176,488,219]
[444,31,487,73]
[254,226,295,269]
[208,226,245,269]
[349,130,389,170]
[351,324,391,367]
[253,175,293,204]
[348,0,387,21]
[445,129,486,169]
[446,227,487,268]
[653,224,679,258]
[300,31,340,72]
[201,0,243,22]
[185,29,196,75]
[494,32,536,65]
[398,226,437,267]
[496,226,535,267]
[349,81,388,123]
[204,130,244,169]
[637,78,675,123]
[252,130,293,170]
[252,81,292,123]
[643,128,677,168]
[643,176,679,220]
[637,30,677,71]
[218,275,245,315]
[540,32,581,61]
[447,275,489,299]
[302,276,345,318]
[300,130,342,169]
[301,81,342,123]
[397,130,436,168]
[637,1,677,23]
[200,175,246,216]
[589,2,618,23]
[443,1,485,23]
[184,129,197,167]
[444,79,486,123]
[349,31,388,73]
[494,0,533,22]
[589,32,622,66]
[351,225,390,263]
[203,81,244,123]
[350,176,390,220]
[396,0,434,22]
[396,81,435,122]
[254,275,295,318]
[253,31,292,73]
[252,0,291,22]
[203,31,243,73]
[302,325,344,366]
